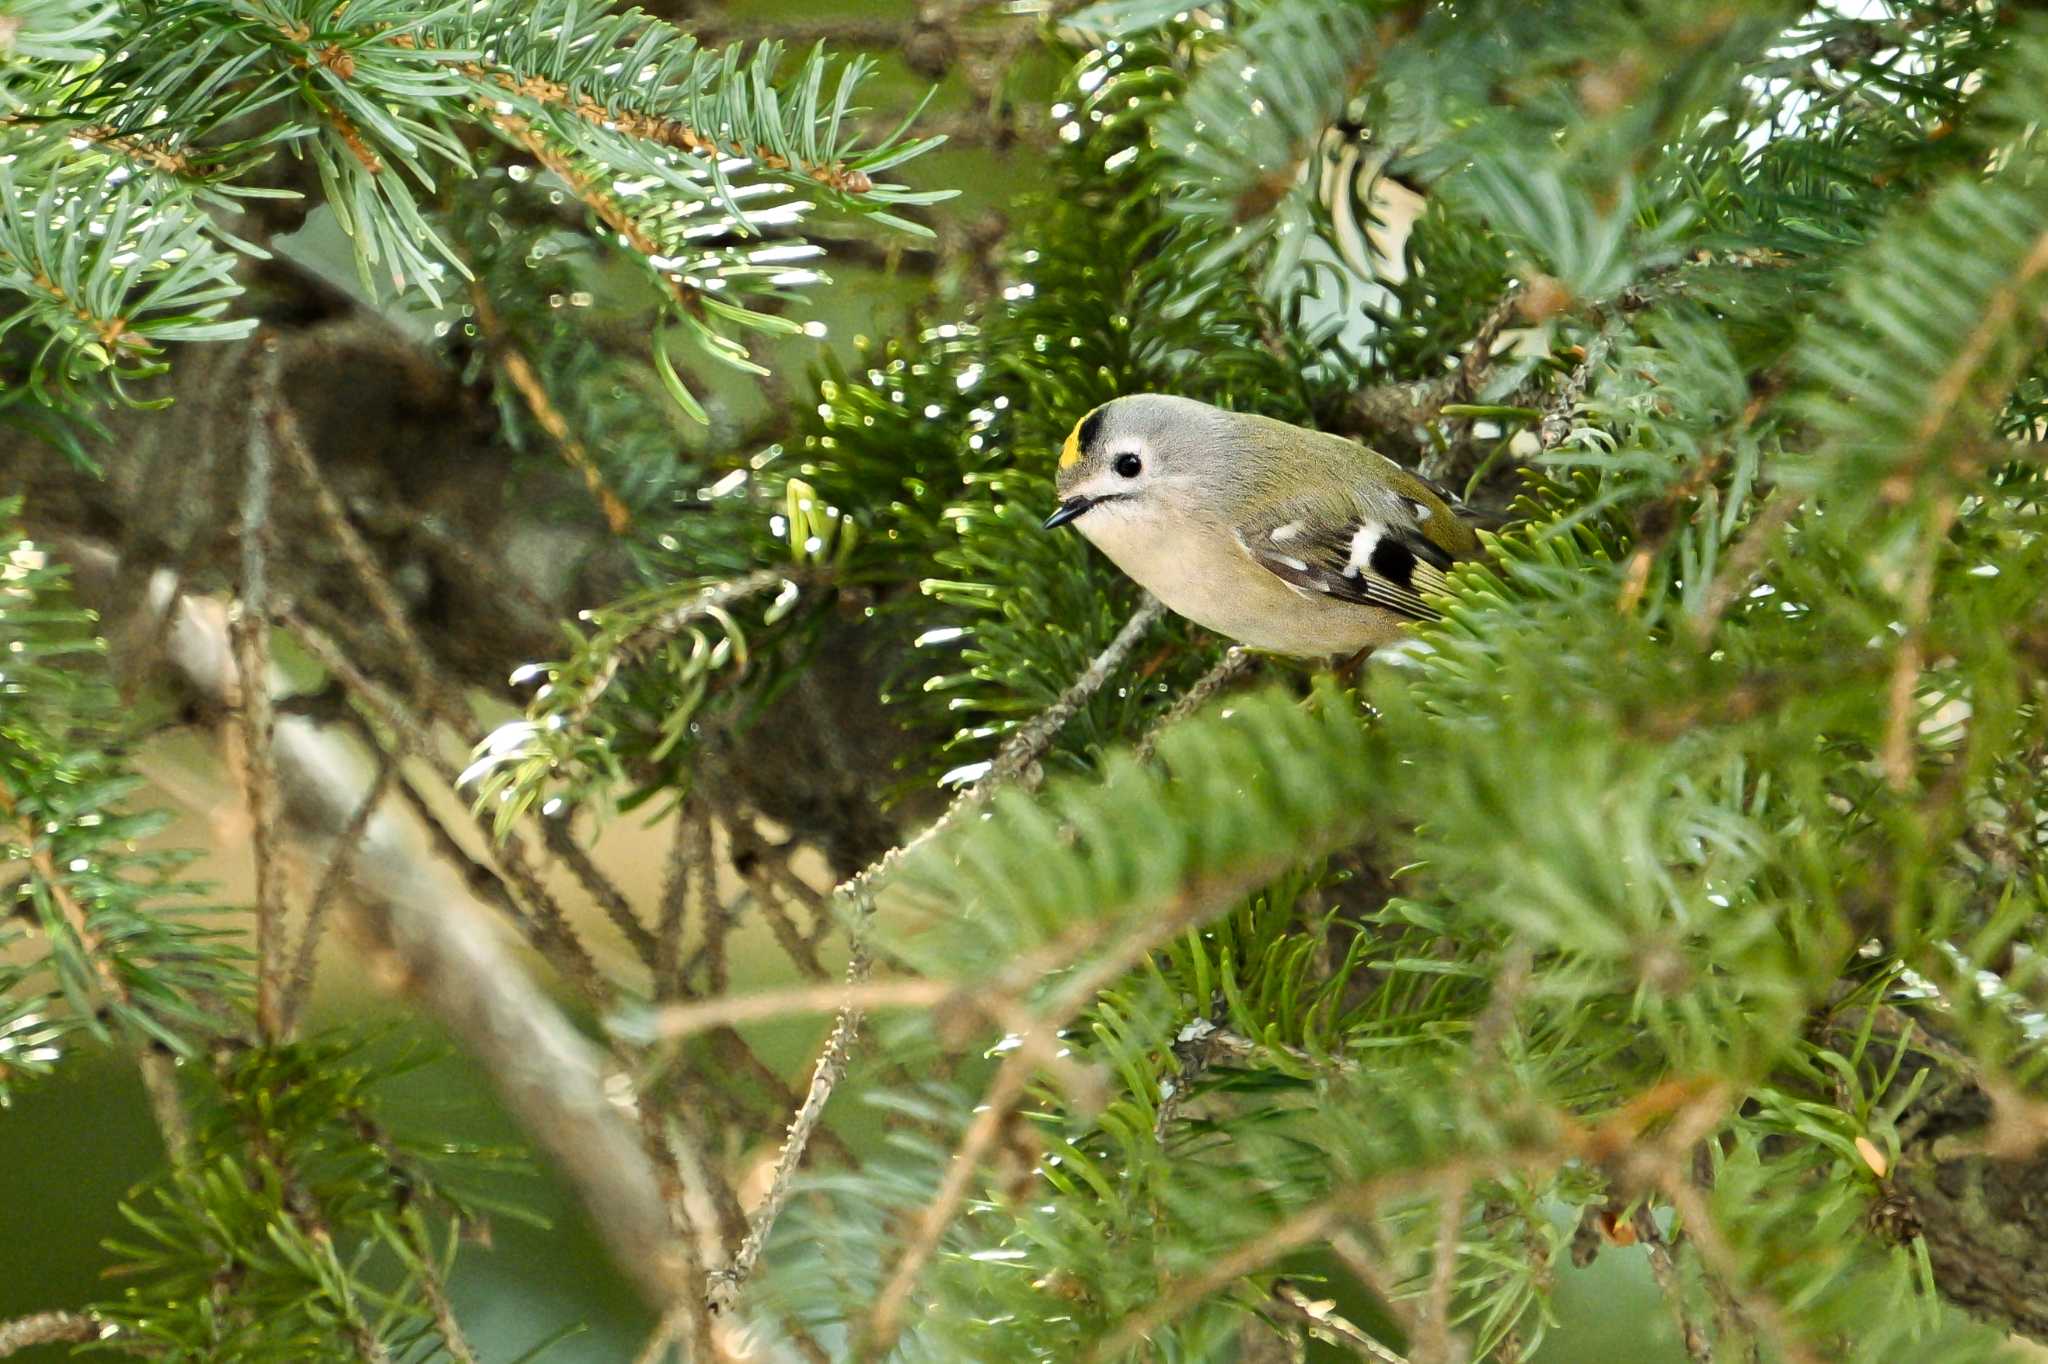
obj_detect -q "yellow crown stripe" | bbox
[1059,405,1101,469]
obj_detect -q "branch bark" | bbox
[51,536,690,1310]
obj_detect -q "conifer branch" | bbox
[707,594,1166,1316]
[468,282,634,533]
[859,849,1313,1358]
[1657,1174,1820,1364]
[542,810,661,967]
[1134,644,1256,763]
[0,774,196,1161]
[1085,1153,1526,1364]
[281,608,616,1011]
[1416,1176,1470,1364]
[488,111,705,315]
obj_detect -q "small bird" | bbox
[1043,394,1479,657]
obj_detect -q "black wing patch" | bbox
[1237,515,1453,622]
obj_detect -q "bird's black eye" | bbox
[1112,452,1143,478]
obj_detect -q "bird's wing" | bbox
[1232,490,1459,622]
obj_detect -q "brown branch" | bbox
[1632,1204,1715,1364]
[1417,1176,1470,1364]
[279,750,396,1035]
[235,342,289,1040]
[468,282,634,533]
[542,811,661,967]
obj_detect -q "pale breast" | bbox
[1077,507,1405,656]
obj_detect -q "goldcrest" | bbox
[1044,394,1479,656]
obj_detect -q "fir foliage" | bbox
[0,506,245,1098]
[719,2,2048,1359]
[0,0,950,453]
[12,0,2048,1359]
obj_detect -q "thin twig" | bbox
[1689,489,1805,641]
[706,923,872,1318]
[859,855,1312,1359]
[543,810,660,967]
[279,750,397,1035]
[1882,493,1957,792]
[1085,1153,1525,1364]
[652,977,959,1043]
[1134,645,1256,764]
[1633,1204,1714,1364]
[983,595,1169,791]
[0,1312,103,1357]
[269,394,441,713]
[657,799,711,997]
[283,608,614,1010]
[1418,1176,1470,1364]
[1656,1176,1819,1364]
[1329,1228,1426,1346]
[469,281,633,533]
[414,1240,483,1364]
[1273,1281,1410,1364]
[236,342,288,1040]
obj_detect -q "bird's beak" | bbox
[1043,496,1094,530]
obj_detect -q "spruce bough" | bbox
[6,0,2048,1361]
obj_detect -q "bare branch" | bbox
[1633,1204,1715,1364]
[0,1312,103,1357]
[1273,1280,1410,1364]
[67,552,691,1311]
[280,751,397,1036]
[235,340,289,1040]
